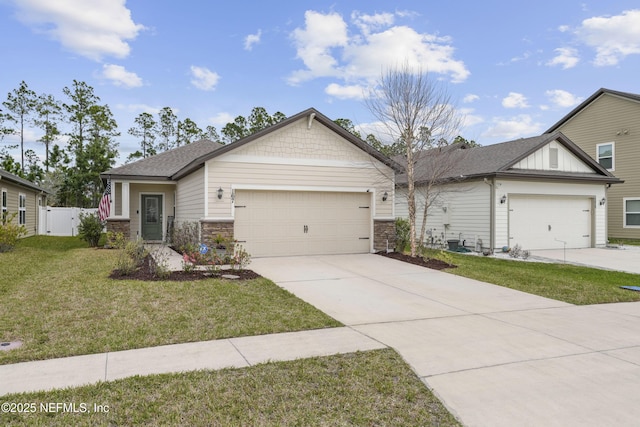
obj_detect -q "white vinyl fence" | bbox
[38,207,99,237]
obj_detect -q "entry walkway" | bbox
[0,328,384,396]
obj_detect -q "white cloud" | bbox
[190,66,220,91]
[288,9,469,88]
[482,115,543,140]
[463,94,479,103]
[100,64,142,88]
[244,29,262,51]
[545,89,583,108]
[12,0,145,61]
[208,112,235,126]
[502,92,529,109]
[459,108,484,127]
[325,83,366,100]
[547,47,580,69]
[576,9,640,66]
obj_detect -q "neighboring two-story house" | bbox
[547,88,640,240]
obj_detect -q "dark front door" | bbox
[141,194,163,240]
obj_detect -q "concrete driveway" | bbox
[252,254,640,427]
[530,247,640,274]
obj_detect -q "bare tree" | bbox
[365,63,462,256]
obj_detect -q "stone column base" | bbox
[200,219,234,248]
[373,219,396,252]
[106,218,131,239]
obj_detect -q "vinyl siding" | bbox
[203,117,395,220]
[396,180,491,249]
[555,93,640,238]
[176,167,204,221]
[511,140,594,173]
[495,179,606,248]
[1,181,42,237]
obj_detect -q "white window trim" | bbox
[623,197,640,228]
[596,142,615,171]
[18,193,26,225]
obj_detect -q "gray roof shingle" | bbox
[0,169,47,192]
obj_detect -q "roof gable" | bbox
[0,169,46,193]
[547,88,640,133]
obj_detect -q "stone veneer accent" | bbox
[374,219,396,252]
[106,218,131,239]
[200,219,234,247]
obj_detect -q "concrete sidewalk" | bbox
[0,327,385,397]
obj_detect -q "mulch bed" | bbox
[377,251,457,270]
[109,254,261,281]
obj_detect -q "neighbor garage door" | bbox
[509,196,592,250]
[234,190,371,257]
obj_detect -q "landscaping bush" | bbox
[114,238,147,275]
[78,212,104,247]
[171,221,199,253]
[395,217,410,252]
[0,212,27,252]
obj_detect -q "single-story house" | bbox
[394,132,622,251]
[0,169,48,237]
[100,108,401,257]
[546,88,640,240]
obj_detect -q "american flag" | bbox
[98,179,111,221]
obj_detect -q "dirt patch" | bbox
[377,251,457,270]
[110,254,261,281]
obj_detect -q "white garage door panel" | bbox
[234,190,371,257]
[509,197,592,250]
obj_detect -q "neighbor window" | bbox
[596,142,614,170]
[1,189,7,222]
[625,199,640,227]
[19,193,26,225]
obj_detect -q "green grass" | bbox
[0,349,460,427]
[608,238,640,246]
[428,249,640,305]
[0,236,340,365]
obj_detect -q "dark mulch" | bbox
[109,255,261,281]
[377,251,457,270]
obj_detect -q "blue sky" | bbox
[1,0,639,165]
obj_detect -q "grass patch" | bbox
[427,249,640,305]
[0,349,460,426]
[0,236,340,364]
[608,238,640,246]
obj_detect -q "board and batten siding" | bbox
[396,180,491,249]
[175,167,205,222]
[495,180,607,248]
[511,139,593,173]
[554,93,640,239]
[203,117,395,220]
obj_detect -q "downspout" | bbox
[483,177,495,252]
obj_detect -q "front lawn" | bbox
[426,249,640,305]
[0,236,340,365]
[0,349,460,426]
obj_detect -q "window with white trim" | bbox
[1,188,7,222]
[19,193,26,225]
[596,142,614,170]
[624,199,640,228]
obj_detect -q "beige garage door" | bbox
[509,196,592,250]
[234,190,371,257]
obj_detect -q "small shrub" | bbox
[432,249,454,266]
[509,244,522,258]
[171,221,200,253]
[114,250,137,275]
[113,238,147,276]
[78,212,103,247]
[105,231,127,249]
[395,218,410,252]
[233,243,251,270]
[0,212,27,252]
[149,245,171,279]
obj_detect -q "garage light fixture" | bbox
[382,191,388,201]
[500,195,507,204]
[600,197,606,206]
[217,187,223,199]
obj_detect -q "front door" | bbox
[141,194,163,240]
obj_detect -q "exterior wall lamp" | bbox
[382,191,388,201]
[217,187,223,200]
[600,197,606,206]
[500,195,507,204]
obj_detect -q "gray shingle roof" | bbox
[394,132,620,185]
[102,139,223,180]
[0,168,47,192]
